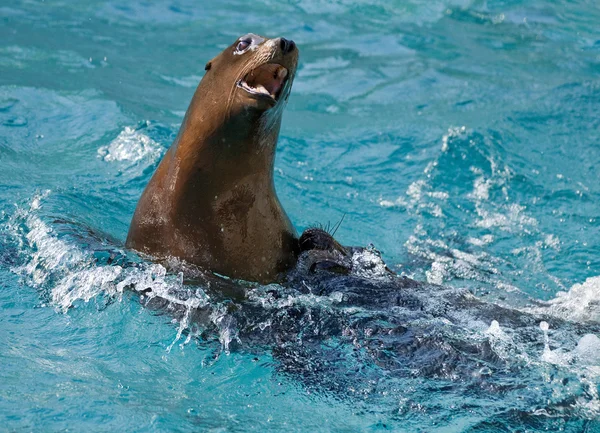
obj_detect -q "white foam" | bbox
[475,203,538,232]
[530,276,600,323]
[470,176,491,201]
[426,260,449,285]
[466,235,494,247]
[51,265,124,311]
[8,193,210,350]
[247,284,348,311]
[539,330,600,379]
[406,233,500,286]
[573,334,600,365]
[351,247,392,280]
[441,125,466,152]
[98,125,162,163]
[11,192,88,287]
[544,234,560,250]
[378,198,400,208]
[380,179,446,217]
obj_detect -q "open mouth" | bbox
[238,63,288,103]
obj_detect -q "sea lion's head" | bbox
[202,34,299,117]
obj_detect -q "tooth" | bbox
[255,84,269,94]
[278,68,288,79]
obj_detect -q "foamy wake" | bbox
[97,123,162,163]
[7,192,210,350]
[6,191,600,401]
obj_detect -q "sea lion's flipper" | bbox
[296,228,351,275]
[297,228,399,278]
[299,228,348,256]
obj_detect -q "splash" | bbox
[350,246,392,279]
[6,192,209,345]
[484,319,531,364]
[97,123,162,163]
[5,192,600,423]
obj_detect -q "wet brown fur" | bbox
[126,35,299,283]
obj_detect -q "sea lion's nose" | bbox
[279,38,296,54]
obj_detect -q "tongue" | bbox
[245,64,287,96]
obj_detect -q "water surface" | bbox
[1,0,600,431]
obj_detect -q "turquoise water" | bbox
[1,0,600,431]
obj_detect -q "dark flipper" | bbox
[297,228,352,275]
[297,227,396,277]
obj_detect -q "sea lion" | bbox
[126,34,299,283]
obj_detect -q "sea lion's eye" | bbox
[236,39,252,53]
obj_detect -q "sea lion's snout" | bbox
[235,35,298,108]
[279,38,296,55]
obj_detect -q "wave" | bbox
[3,191,600,425]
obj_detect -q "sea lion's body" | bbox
[127,34,299,283]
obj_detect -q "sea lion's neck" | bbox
[167,102,283,203]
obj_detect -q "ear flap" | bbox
[204,61,212,71]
